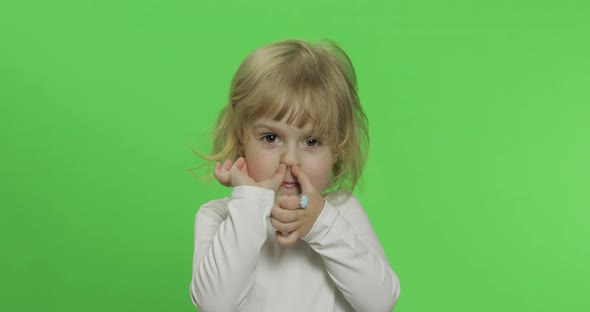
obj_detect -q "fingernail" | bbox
[282,231,289,237]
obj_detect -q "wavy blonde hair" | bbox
[191,39,369,193]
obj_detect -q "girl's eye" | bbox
[305,138,320,147]
[262,134,278,143]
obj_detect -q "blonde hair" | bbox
[192,39,369,193]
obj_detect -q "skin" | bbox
[214,117,337,246]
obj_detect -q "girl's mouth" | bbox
[281,182,299,189]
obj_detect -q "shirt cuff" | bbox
[230,185,276,216]
[301,199,340,245]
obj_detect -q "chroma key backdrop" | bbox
[1,0,589,311]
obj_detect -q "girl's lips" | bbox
[281,182,299,188]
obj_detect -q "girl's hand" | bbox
[214,157,287,191]
[270,165,325,246]
[213,159,237,187]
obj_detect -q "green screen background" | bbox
[2,0,589,311]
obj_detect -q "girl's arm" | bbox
[190,186,274,311]
[301,194,401,312]
[190,158,286,311]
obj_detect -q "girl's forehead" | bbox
[248,117,314,133]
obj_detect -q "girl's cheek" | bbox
[249,154,281,181]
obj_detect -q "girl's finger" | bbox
[270,217,300,233]
[275,230,299,246]
[213,168,230,186]
[241,161,249,175]
[233,157,245,169]
[213,170,222,182]
[269,164,287,189]
[291,165,315,194]
[277,195,301,210]
[271,204,300,223]
[214,162,224,178]
[224,159,233,171]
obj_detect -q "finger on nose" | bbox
[278,163,287,172]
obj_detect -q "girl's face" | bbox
[243,117,336,197]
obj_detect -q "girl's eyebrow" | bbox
[251,122,315,136]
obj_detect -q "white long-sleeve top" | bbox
[190,186,400,311]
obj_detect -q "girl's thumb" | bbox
[270,164,287,190]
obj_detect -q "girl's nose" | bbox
[280,145,300,167]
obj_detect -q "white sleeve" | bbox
[301,195,401,312]
[189,186,275,312]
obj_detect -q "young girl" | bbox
[190,39,400,311]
